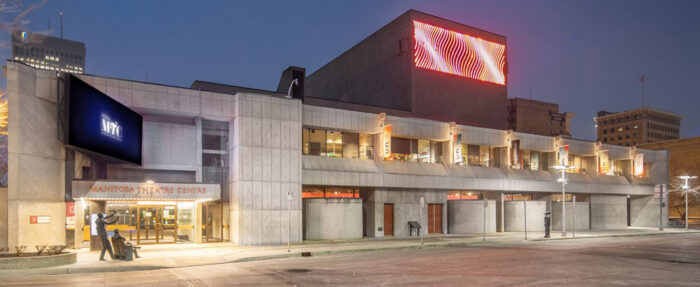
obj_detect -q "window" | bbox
[302,186,360,198]
[359,134,373,160]
[302,128,368,158]
[603,129,608,134]
[447,191,480,200]
[390,137,444,163]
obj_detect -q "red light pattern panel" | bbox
[413,21,506,85]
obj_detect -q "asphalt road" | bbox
[3,233,700,286]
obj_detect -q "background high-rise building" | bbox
[11,30,85,74]
[594,107,682,146]
[507,98,573,138]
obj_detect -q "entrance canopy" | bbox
[72,180,221,201]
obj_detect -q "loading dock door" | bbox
[384,204,394,236]
[428,204,442,234]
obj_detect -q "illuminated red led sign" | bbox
[413,21,506,85]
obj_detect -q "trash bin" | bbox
[124,244,134,261]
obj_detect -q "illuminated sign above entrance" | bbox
[413,21,506,85]
[65,75,142,165]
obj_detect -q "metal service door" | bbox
[384,204,394,236]
[428,204,442,234]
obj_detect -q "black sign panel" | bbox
[66,75,142,165]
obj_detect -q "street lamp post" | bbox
[677,175,697,231]
[551,165,572,237]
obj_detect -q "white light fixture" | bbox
[146,179,154,184]
[551,165,575,237]
[677,175,697,231]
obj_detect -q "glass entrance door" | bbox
[137,205,178,244]
[202,203,222,242]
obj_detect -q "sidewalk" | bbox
[1,227,697,278]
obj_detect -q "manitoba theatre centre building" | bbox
[1,10,669,249]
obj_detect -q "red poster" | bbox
[66,202,75,217]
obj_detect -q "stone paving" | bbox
[1,227,696,278]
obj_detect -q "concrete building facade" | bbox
[0,9,672,249]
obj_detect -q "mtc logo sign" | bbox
[101,113,123,141]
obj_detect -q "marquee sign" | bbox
[81,181,221,200]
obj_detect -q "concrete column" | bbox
[72,200,85,249]
[89,201,106,251]
[194,201,203,244]
[195,117,203,182]
[0,187,7,250]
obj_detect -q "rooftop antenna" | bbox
[47,17,51,35]
[529,84,533,100]
[59,12,63,38]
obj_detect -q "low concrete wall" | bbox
[591,195,627,229]
[447,200,496,234]
[630,195,667,228]
[0,187,7,250]
[0,252,76,269]
[551,202,590,230]
[303,198,362,240]
[504,201,547,232]
[363,189,447,238]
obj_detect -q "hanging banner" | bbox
[511,139,520,168]
[382,125,392,160]
[558,145,569,166]
[599,151,610,175]
[634,153,644,177]
[453,133,463,164]
[530,152,539,171]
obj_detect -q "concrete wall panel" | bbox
[504,201,547,232]
[447,200,496,234]
[590,195,627,229]
[551,202,591,230]
[303,198,363,240]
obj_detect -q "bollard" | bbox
[544,211,551,238]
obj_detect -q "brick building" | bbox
[507,98,573,138]
[594,107,682,146]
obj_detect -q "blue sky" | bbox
[1,0,699,140]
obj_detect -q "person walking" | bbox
[95,212,118,261]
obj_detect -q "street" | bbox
[2,233,700,286]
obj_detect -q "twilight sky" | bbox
[2,0,699,140]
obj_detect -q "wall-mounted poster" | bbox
[634,153,644,177]
[511,139,520,168]
[382,125,392,160]
[558,145,569,166]
[453,133,463,164]
[599,151,610,175]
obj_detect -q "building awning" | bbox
[72,180,221,201]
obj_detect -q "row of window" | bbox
[302,127,649,177]
[302,128,374,159]
[648,123,678,134]
[304,189,587,202]
[602,124,638,134]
